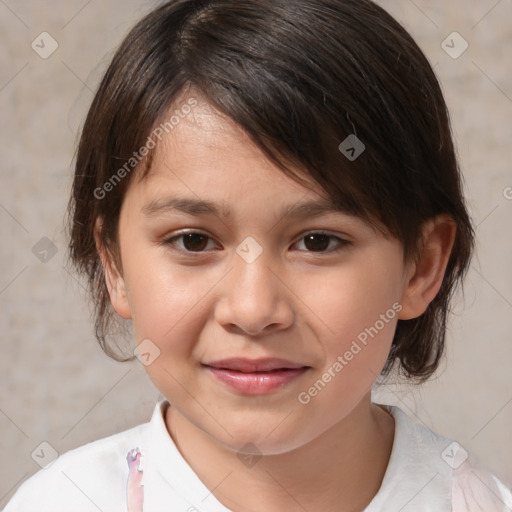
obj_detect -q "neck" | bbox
[165,393,395,512]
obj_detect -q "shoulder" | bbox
[3,422,148,512]
[366,404,512,511]
[451,453,512,512]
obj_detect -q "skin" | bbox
[98,92,456,512]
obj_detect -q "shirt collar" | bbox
[141,399,233,512]
[140,400,453,511]
[364,403,452,510]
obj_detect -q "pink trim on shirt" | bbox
[126,447,144,512]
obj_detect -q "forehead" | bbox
[119,96,386,238]
[135,96,330,203]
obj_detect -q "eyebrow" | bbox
[142,196,350,220]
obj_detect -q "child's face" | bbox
[107,95,413,454]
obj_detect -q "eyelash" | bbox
[161,230,350,256]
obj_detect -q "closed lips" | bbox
[203,358,309,373]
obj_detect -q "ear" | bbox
[398,215,456,320]
[94,220,132,319]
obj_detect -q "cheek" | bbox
[304,256,402,341]
[122,245,216,352]
[294,270,401,424]
[298,250,403,387]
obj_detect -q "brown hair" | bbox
[67,0,474,382]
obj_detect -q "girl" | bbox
[4,0,512,510]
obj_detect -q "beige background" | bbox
[1,0,511,506]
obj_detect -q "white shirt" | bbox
[4,399,512,511]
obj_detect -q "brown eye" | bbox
[181,233,209,252]
[164,231,217,253]
[163,230,349,256]
[294,232,349,254]
[303,234,331,252]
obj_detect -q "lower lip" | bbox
[205,366,308,395]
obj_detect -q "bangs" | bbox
[69,0,474,378]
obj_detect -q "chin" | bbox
[202,416,318,457]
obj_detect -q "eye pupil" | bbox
[171,232,341,255]
[183,233,208,251]
[304,234,330,252]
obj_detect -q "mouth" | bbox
[204,357,308,372]
[202,358,310,395]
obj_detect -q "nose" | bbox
[214,244,295,337]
